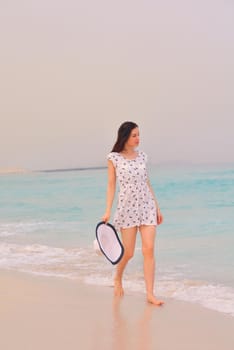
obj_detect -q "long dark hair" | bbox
[111,121,138,152]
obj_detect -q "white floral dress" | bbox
[107,151,157,231]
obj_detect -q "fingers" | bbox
[157,213,163,225]
[101,214,109,223]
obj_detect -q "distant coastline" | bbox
[39,166,107,173]
[0,168,30,175]
[0,166,107,175]
[1,161,233,176]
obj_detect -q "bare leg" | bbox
[139,225,164,306]
[114,226,137,296]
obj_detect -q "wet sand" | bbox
[1,270,234,350]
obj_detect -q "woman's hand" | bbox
[157,208,163,225]
[102,210,111,223]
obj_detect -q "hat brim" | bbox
[95,222,124,265]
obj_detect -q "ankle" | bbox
[146,292,155,298]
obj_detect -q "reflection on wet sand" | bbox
[112,296,154,350]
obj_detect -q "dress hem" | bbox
[115,222,157,231]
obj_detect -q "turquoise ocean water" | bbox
[0,163,234,316]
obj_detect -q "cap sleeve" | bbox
[140,151,148,163]
[107,152,118,167]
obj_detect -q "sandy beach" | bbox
[0,168,29,175]
[0,270,233,350]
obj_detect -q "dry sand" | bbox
[0,168,29,175]
[1,270,234,350]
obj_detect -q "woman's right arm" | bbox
[102,160,116,223]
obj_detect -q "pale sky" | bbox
[1,0,234,170]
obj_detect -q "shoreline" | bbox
[1,269,234,350]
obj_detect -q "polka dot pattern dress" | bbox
[107,151,157,231]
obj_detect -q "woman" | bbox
[102,121,164,306]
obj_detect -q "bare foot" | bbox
[114,279,124,297]
[147,294,164,306]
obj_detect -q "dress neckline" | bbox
[118,151,140,161]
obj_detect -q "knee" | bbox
[142,246,154,259]
[124,250,134,261]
